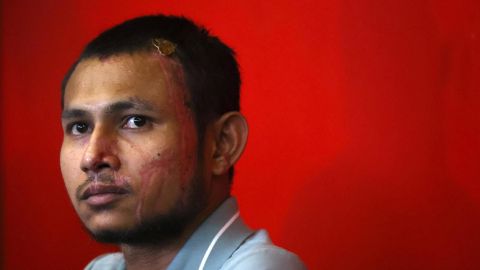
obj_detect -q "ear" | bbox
[211,112,249,176]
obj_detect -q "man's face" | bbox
[60,52,207,243]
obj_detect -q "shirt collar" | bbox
[167,197,253,270]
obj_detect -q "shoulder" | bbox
[84,252,125,270]
[221,230,307,270]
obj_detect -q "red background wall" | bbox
[1,1,479,269]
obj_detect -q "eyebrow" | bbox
[61,109,87,119]
[104,100,154,114]
[62,99,155,120]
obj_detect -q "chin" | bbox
[85,212,189,245]
[80,210,135,236]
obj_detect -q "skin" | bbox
[60,51,247,270]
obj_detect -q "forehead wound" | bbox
[152,38,176,56]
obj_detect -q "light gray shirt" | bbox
[85,197,306,270]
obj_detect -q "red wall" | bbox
[2,1,480,269]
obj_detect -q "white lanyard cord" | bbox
[198,211,240,270]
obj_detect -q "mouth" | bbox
[80,184,130,207]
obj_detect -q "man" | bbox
[60,15,306,270]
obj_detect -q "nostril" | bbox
[81,154,121,173]
[95,162,111,170]
[81,161,112,173]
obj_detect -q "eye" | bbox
[123,116,147,129]
[70,122,90,135]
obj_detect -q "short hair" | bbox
[61,15,241,179]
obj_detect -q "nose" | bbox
[80,126,120,173]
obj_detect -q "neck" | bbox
[121,240,183,270]
[121,191,230,270]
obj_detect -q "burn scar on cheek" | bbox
[136,149,176,222]
[156,56,197,162]
[159,58,198,183]
[133,56,198,223]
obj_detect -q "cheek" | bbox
[60,143,83,195]
[133,124,198,192]
[133,142,198,219]
[60,146,75,182]
[140,152,176,187]
[134,150,179,219]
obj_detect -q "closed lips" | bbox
[80,184,130,200]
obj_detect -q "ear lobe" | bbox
[211,112,248,176]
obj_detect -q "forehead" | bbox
[63,52,187,108]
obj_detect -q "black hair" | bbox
[62,15,241,180]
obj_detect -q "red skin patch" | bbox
[134,54,198,223]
